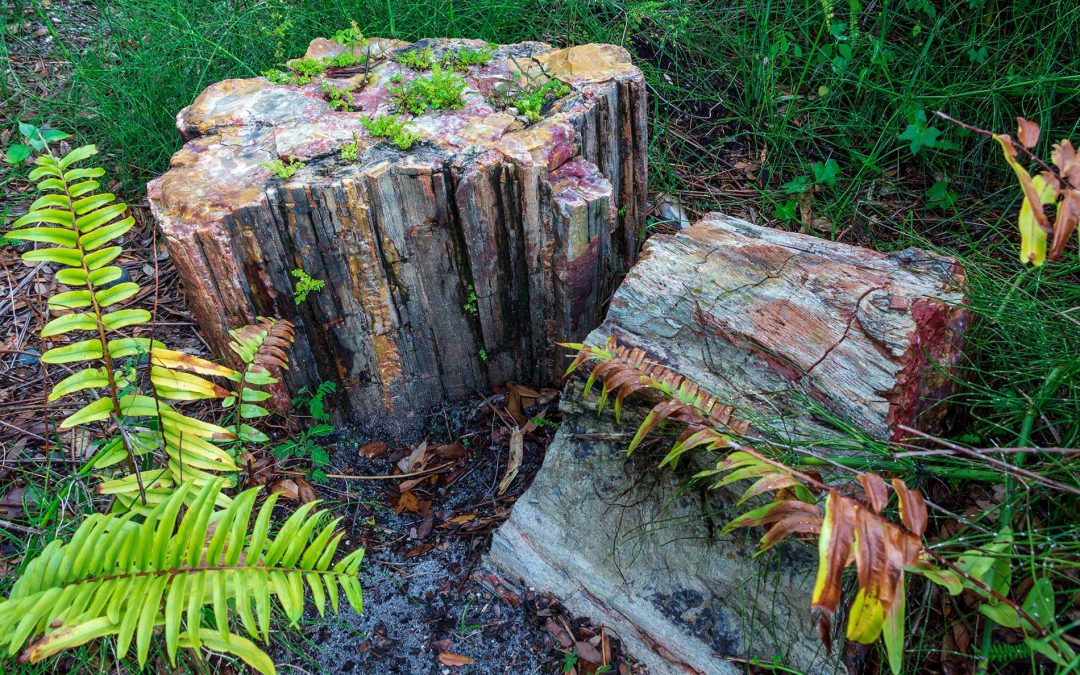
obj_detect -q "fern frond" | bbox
[0,480,364,673]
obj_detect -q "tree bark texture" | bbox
[148,38,647,436]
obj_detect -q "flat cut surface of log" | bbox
[148,37,646,436]
[488,214,969,674]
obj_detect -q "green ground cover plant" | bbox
[388,64,467,115]
[359,114,420,149]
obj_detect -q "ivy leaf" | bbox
[925,180,958,210]
[812,159,841,187]
[5,144,31,164]
[898,111,943,155]
[773,200,799,222]
[781,175,810,194]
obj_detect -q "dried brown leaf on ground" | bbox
[359,440,388,459]
[437,652,474,667]
[498,427,524,495]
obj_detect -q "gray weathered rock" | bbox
[488,214,969,673]
[149,37,647,437]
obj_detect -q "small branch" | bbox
[0,518,44,535]
[935,111,1073,190]
[281,462,455,481]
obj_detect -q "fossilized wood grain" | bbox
[148,38,647,436]
[590,212,970,441]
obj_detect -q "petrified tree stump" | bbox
[488,214,968,674]
[148,37,646,435]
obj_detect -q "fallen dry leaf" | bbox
[435,442,466,459]
[359,440,388,459]
[395,491,421,514]
[437,653,474,667]
[497,427,524,495]
[399,441,429,472]
[442,512,476,527]
[270,478,316,503]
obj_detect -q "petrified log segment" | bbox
[148,38,646,435]
[488,214,968,673]
[594,212,969,442]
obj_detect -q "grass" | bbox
[2,0,1079,672]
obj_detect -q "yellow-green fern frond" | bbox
[0,480,364,673]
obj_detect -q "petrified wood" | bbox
[148,37,646,435]
[592,212,970,442]
[488,214,968,674]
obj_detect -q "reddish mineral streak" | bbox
[149,38,647,436]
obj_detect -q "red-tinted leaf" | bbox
[891,478,928,536]
[1016,117,1041,149]
[811,491,857,618]
[859,473,888,513]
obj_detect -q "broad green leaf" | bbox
[49,367,111,401]
[95,281,140,308]
[64,167,105,182]
[55,268,88,286]
[39,129,71,143]
[911,564,963,595]
[236,424,269,443]
[979,601,1021,629]
[182,631,274,675]
[68,180,101,198]
[60,396,115,429]
[49,289,92,309]
[241,388,271,402]
[4,144,31,164]
[106,337,160,358]
[36,177,66,192]
[882,575,906,674]
[240,404,269,418]
[102,309,151,331]
[6,226,77,246]
[28,164,63,180]
[1024,635,1076,668]
[29,194,70,210]
[58,144,98,170]
[87,266,122,287]
[22,247,83,267]
[71,193,115,215]
[84,246,122,270]
[1021,576,1055,629]
[12,208,73,228]
[41,312,98,337]
[76,204,128,232]
[41,339,103,364]
[79,216,134,251]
